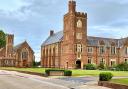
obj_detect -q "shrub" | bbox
[99,72,113,81]
[64,70,72,76]
[115,62,128,71]
[83,63,97,70]
[45,69,72,76]
[98,63,106,70]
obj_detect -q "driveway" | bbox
[0,70,111,89]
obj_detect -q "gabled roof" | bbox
[41,31,63,46]
[14,41,26,51]
[14,41,34,53]
[42,30,127,48]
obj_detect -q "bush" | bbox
[64,70,72,76]
[98,63,107,70]
[45,69,72,76]
[115,62,128,71]
[83,63,97,70]
[99,72,113,81]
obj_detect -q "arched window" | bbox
[99,40,105,54]
[111,42,116,55]
[21,48,28,59]
[77,20,82,28]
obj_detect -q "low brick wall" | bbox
[98,81,128,89]
[49,71,64,76]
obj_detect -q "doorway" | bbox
[76,60,81,69]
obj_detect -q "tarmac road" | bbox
[0,70,111,89]
[0,70,69,89]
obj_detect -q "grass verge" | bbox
[0,67,128,77]
[110,78,128,85]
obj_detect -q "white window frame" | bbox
[87,47,93,53]
[99,45,105,54]
[76,44,82,53]
[88,57,92,64]
[99,58,105,64]
[110,59,116,66]
[111,46,116,55]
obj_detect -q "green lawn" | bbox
[72,69,128,76]
[0,67,128,77]
[111,78,128,85]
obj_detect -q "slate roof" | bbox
[14,41,34,53]
[42,31,127,48]
[42,31,63,46]
[87,36,119,47]
[14,41,26,51]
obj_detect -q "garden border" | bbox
[98,81,128,89]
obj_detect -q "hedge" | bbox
[99,72,113,81]
[83,64,97,70]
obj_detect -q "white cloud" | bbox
[0,0,128,61]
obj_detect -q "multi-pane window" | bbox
[99,46,105,54]
[100,58,105,64]
[110,60,116,66]
[75,44,82,53]
[125,47,128,55]
[111,46,116,55]
[88,57,92,64]
[87,47,93,53]
[22,52,28,59]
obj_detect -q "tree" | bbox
[0,30,6,48]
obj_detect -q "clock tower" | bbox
[61,0,87,69]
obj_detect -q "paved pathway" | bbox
[0,70,111,89]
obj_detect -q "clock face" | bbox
[77,19,82,28]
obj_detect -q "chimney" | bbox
[50,30,54,36]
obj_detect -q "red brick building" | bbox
[0,34,35,67]
[41,0,128,69]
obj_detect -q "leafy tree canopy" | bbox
[0,30,6,48]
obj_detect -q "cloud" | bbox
[0,0,128,61]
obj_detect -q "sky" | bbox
[0,0,128,61]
